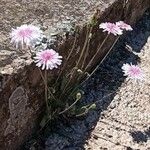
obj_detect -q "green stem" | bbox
[45,70,49,113]
[38,68,56,101]
[59,98,79,115]
[84,34,109,72]
[59,26,92,99]
[76,91,115,117]
[54,32,78,86]
[82,36,120,85]
[81,28,92,69]
[67,36,120,99]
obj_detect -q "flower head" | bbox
[99,22,123,36]
[122,63,144,81]
[116,21,133,31]
[34,49,62,70]
[10,24,43,48]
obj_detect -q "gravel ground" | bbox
[25,9,150,150]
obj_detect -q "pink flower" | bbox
[116,21,133,31]
[34,49,62,70]
[122,63,144,81]
[10,24,43,48]
[99,22,123,36]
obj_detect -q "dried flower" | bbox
[99,22,123,36]
[116,21,133,31]
[122,63,144,81]
[10,24,43,48]
[34,49,62,70]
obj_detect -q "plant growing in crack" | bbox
[10,18,133,129]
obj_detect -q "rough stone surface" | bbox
[42,9,149,150]
[0,65,44,150]
[85,10,150,150]
[0,0,150,149]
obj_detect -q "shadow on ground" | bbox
[24,9,150,150]
[130,127,150,143]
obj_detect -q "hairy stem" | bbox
[45,70,49,113]
[67,36,120,99]
[38,68,56,101]
[59,26,92,99]
[54,32,78,86]
[82,36,120,85]
[59,98,79,115]
[81,27,92,69]
[84,34,109,73]
[76,91,115,117]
